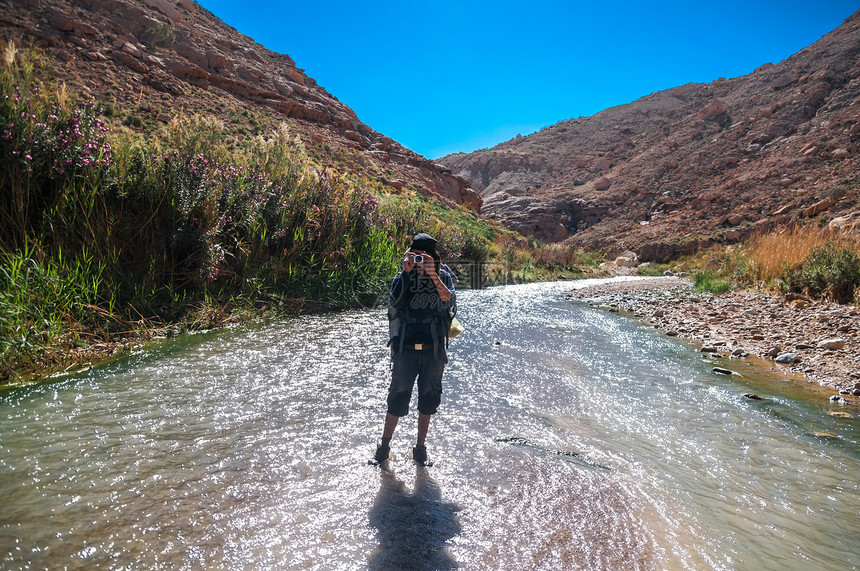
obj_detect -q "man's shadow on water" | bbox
[368,467,461,570]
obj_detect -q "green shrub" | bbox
[781,243,860,303]
[693,270,733,294]
[100,100,116,117]
[638,263,669,276]
[123,114,144,128]
[145,23,175,45]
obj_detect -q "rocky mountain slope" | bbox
[0,0,482,211]
[440,10,860,261]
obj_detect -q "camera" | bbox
[412,254,424,264]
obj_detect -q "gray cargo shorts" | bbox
[386,348,446,416]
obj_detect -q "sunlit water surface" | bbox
[1,280,858,570]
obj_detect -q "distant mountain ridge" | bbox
[440,10,860,261]
[0,0,482,211]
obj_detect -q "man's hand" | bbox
[402,252,415,273]
[402,249,451,301]
[403,249,434,275]
[417,252,436,276]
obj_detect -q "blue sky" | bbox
[196,1,858,159]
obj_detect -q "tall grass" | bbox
[700,224,860,304]
[733,225,860,286]
[0,43,527,378]
[693,270,733,294]
[0,42,605,379]
[782,244,860,303]
[484,237,600,284]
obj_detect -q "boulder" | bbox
[111,50,148,73]
[121,42,142,58]
[172,43,209,68]
[273,79,294,96]
[817,338,846,350]
[74,20,99,35]
[168,63,210,82]
[593,177,611,191]
[614,251,638,268]
[829,213,860,231]
[697,100,726,120]
[804,199,832,217]
[84,50,107,62]
[592,157,611,172]
[287,68,306,85]
[142,0,184,22]
[207,51,228,69]
[771,72,798,89]
[54,49,74,61]
[49,13,77,32]
[774,352,800,364]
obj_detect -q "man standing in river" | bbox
[373,233,456,466]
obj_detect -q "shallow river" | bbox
[1,279,859,570]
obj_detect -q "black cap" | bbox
[410,233,438,253]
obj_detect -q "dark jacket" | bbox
[387,267,456,357]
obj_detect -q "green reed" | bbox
[1,42,598,379]
[0,43,507,377]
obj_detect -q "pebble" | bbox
[713,367,733,375]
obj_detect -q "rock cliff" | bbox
[0,0,482,211]
[440,10,860,260]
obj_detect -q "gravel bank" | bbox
[566,277,860,403]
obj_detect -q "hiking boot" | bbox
[374,443,390,463]
[412,445,427,464]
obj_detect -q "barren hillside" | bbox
[0,0,482,211]
[440,10,860,261]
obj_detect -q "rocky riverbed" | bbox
[566,277,860,403]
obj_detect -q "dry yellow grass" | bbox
[743,224,860,283]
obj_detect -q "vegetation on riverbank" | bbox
[683,225,860,301]
[0,44,598,381]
